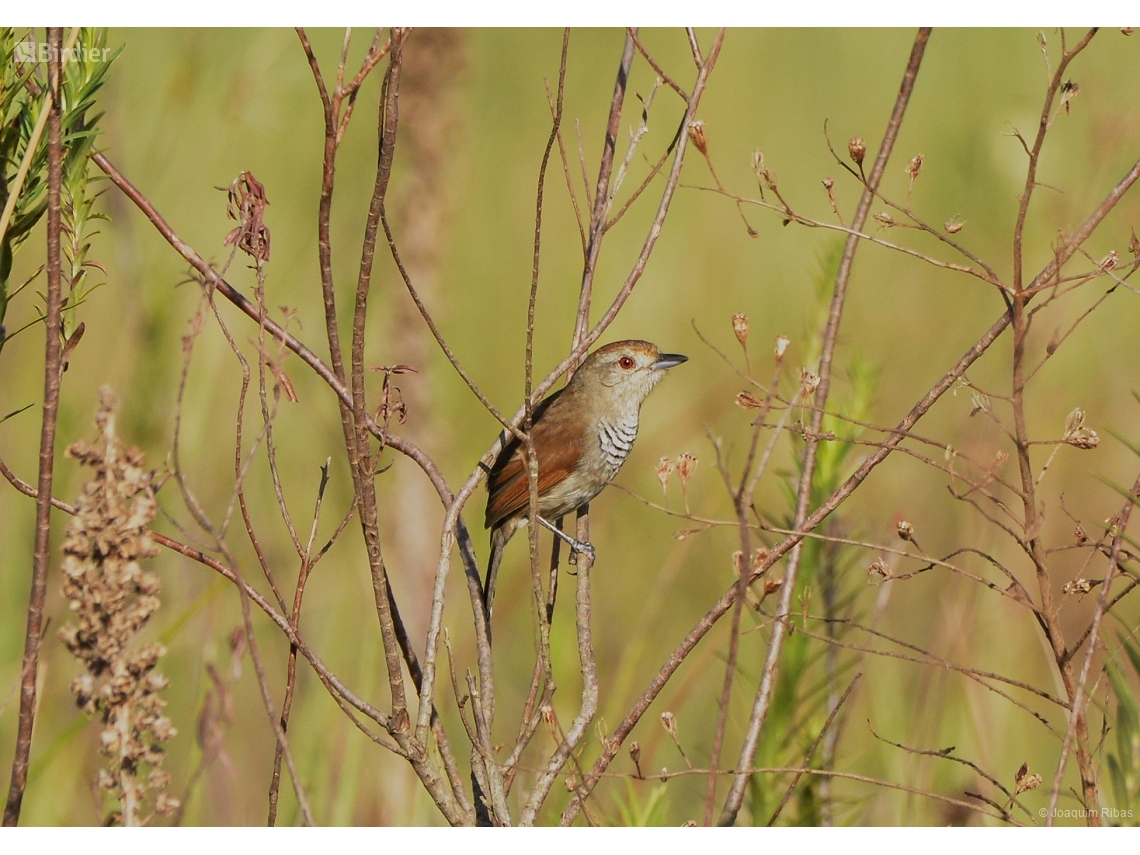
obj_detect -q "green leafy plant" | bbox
[748,246,878,825]
[0,27,117,352]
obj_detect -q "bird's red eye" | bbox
[619,356,635,370]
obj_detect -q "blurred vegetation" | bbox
[2,27,1140,825]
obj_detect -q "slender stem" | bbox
[3,28,64,827]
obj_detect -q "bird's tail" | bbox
[483,523,511,628]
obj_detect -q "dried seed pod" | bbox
[848,136,866,166]
[687,119,708,155]
[1014,763,1042,794]
[774,334,790,359]
[732,312,749,347]
[736,391,764,410]
[896,519,914,541]
[800,369,821,401]
[656,456,675,496]
[676,453,697,486]
[945,217,965,234]
[1059,80,1080,115]
[731,550,745,576]
[905,153,924,181]
[751,548,769,573]
[868,560,892,582]
[1063,408,1099,449]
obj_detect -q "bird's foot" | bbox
[567,538,595,566]
[537,516,596,565]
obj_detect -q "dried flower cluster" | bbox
[1063,407,1100,449]
[58,391,178,825]
[1014,762,1042,795]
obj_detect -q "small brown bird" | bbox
[483,340,687,617]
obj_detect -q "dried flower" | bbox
[540,704,556,728]
[731,550,745,577]
[732,312,749,347]
[905,153,924,181]
[1059,80,1080,116]
[736,391,764,410]
[944,217,965,234]
[1099,250,1119,271]
[1062,578,1092,596]
[687,119,708,155]
[222,171,271,264]
[676,453,697,486]
[1063,408,1099,449]
[656,456,675,496]
[848,136,866,167]
[874,212,896,227]
[774,334,790,359]
[868,560,892,582]
[660,711,678,741]
[1014,763,1042,794]
[751,548,769,573]
[154,792,181,817]
[800,369,820,402]
[594,716,610,745]
[1073,524,1088,544]
[762,576,783,596]
[59,390,176,826]
[1046,327,1062,355]
[752,150,776,196]
[822,177,840,216]
[629,742,641,765]
[896,519,914,541]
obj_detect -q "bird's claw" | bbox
[567,539,595,566]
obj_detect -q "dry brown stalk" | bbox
[3,28,65,826]
[58,391,178,825]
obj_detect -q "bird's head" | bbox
[570,339,688,412]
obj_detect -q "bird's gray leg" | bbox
[537,515,595,565]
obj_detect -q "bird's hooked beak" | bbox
[652,353,688,370]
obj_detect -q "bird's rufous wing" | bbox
[485,391,582,530]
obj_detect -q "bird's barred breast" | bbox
[598,418,638,480]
